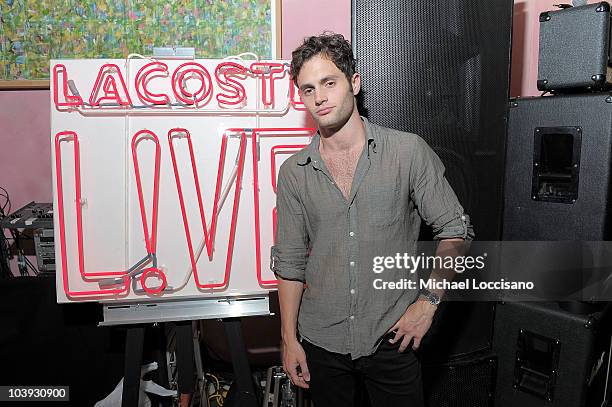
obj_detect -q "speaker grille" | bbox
[352,0,513,239]
[422,353,497,407]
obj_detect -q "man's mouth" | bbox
[316,107,333,116]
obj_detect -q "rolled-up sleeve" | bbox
[270,162,309,282]
[409,136,475,241]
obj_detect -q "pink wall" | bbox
[0,90,52,211]
[281,0,351,58]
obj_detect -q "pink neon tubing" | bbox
[57,132,125,278]
[135,62,170,105]
[288,75,306,111]
[54,131,129,297]
[131,130,167,293]
[249,62,285,107]
[171,62,212,105]
[131,130,162,256]
[140,267,167,294]
[270,144,308,193]
[52,64,83,107]
[168,128,247,289]
[89,63,133,107]
[270,146,306,245]
[251,128,314,286]
[215,62,247,106]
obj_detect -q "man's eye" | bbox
[303,89,313,96]
[326,81,335,87]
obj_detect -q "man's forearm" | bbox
[277,278,305,343]
[393,239,468,348]
[426,238,466,300]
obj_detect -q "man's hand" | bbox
[281,337,311,388]
[387,299,437,352]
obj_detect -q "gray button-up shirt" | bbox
[271,117,474,359]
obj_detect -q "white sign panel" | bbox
[51,58,313,303]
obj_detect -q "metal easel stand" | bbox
[100,295,270,407]
[223,318,259,407]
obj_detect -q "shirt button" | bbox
[350,289,355,294]
[349,231,355,237]
[350,315,355,320]
[350,261,355,267]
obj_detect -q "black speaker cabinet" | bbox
[503,94,612,240]
[352,0,511,366]
[493,302,612,407]
[352,0,513,240]
[418,301,495,363]
[538,2,612,92]
[422,351,497,407]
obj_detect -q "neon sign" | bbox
[53,61,305,110]
[53,59,313,300]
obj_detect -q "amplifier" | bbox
[538,2,612,92]
[0,201,53,230]
[0,202,55,274]
[33,228,55,273]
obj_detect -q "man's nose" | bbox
[315,90,327,105]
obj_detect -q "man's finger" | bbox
[387,322,399,333]
[298,359,311,382]
[285,362,300,382]
[294,378,310,389]
[290,373,309,388]
[389,330,402,344]
[412,336,422,350]
[294,376,310,389]
[398,335,413,353]
[292,371,310,389]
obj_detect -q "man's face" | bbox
[296,54,360,132]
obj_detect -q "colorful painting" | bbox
[0,0,273,81]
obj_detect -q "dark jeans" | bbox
[302,333,424,407]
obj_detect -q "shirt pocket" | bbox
[364,182,401,226]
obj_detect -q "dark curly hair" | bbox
[290,32,356,88]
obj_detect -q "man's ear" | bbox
[351,73,361,95]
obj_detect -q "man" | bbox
[270,32,474,406]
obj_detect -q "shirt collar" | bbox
[296,116,377,167]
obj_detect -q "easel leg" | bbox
[176,321,195,406]
[223,318,258,407]
[151,324,172,407]
[192,321,208,407]
[122,325,145,407]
